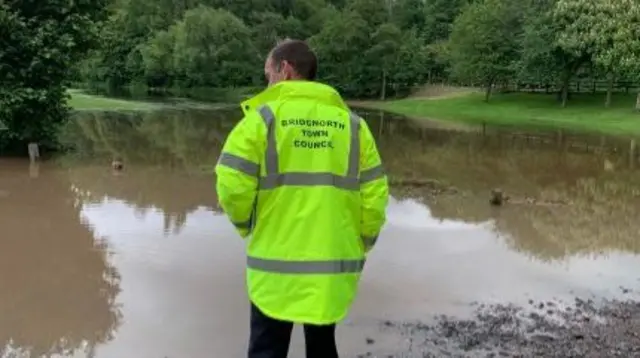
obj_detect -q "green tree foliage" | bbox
[555,0,640,107]
[390,0,425,32]
[448,0,523,101]
[518,0,563,90]
[309,10,372,97]
[423,0,470,43]
[76,0,444,99]
[170,6,258,87]
[517,0,583,107]
[0,0,107,152]
[251,11,308,55]
[345,0,389,28]
[368,23,402,100]
[138,6,260,88]
[366,23,402,99]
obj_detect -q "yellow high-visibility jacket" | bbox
[215,80,389,325]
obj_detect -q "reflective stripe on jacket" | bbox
[215,80,389,325]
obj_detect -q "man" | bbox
[215,39,389,358]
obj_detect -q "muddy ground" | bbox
[358,290,640,358]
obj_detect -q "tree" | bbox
[304,3,340,33]
[0,0,107,153]
[448,0,523,101]
[367,23,402,100]
[290,0,328,23]
[517,0,591,107]
[389,30,433,94]
[202,0,276,21]
[309,11,372,97]
[139,30,176,87]
[390,0,425,32]
[518,1,562,92]
[345,0,390,28]
[555,0,640,107]
[169,6,259,87]
[423,0,469,43]
[250,11,308,55]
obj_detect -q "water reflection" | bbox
[67,166,217,236]
[77,200,249,358]
[58,107,640,262]
[363,109,640,261]
[0,159,121,357]
[365,196,640,316]
[59,109,235,169]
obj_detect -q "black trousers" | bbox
[248,302,339,358]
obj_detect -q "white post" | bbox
[27,142,39,163]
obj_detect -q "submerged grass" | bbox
[365,92,640,136]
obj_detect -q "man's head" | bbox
[264,39,317,86]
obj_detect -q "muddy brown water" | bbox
[1,107,640,357]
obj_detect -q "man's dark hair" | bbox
[270,39,317,81]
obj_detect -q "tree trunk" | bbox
[635,93,640,111]
[560,73,570,108]
[605,74,614,108]
[629,139,636,170]
[484,81,493,102]
[380,69,387,101]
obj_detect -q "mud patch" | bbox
[358,293,640,357]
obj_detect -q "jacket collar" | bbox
[241,81,349,115]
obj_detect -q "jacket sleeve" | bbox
[215,112,265,238]
[358,118,389,252]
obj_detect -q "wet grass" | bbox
[67,90,235,111]
[366,92,640,137]
[68,90,159,111]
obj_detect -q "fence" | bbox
[418,80,640,95]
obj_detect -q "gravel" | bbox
[357,293,640,357]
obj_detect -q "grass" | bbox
[67,89,236,111]
[364,92,640,137]
[68,89,159,111]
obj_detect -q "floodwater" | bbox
[1,106,640,357]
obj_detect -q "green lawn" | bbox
[67,89,236,111]
[68,90,160,111]
[367,92,640,136]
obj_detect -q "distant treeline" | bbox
[74,0,640,106]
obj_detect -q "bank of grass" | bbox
[68,90,159,111]
[70,82,261,103]
[67,89,236,111]
[366,92,640,136]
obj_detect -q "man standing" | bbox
[215,39,389,358]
